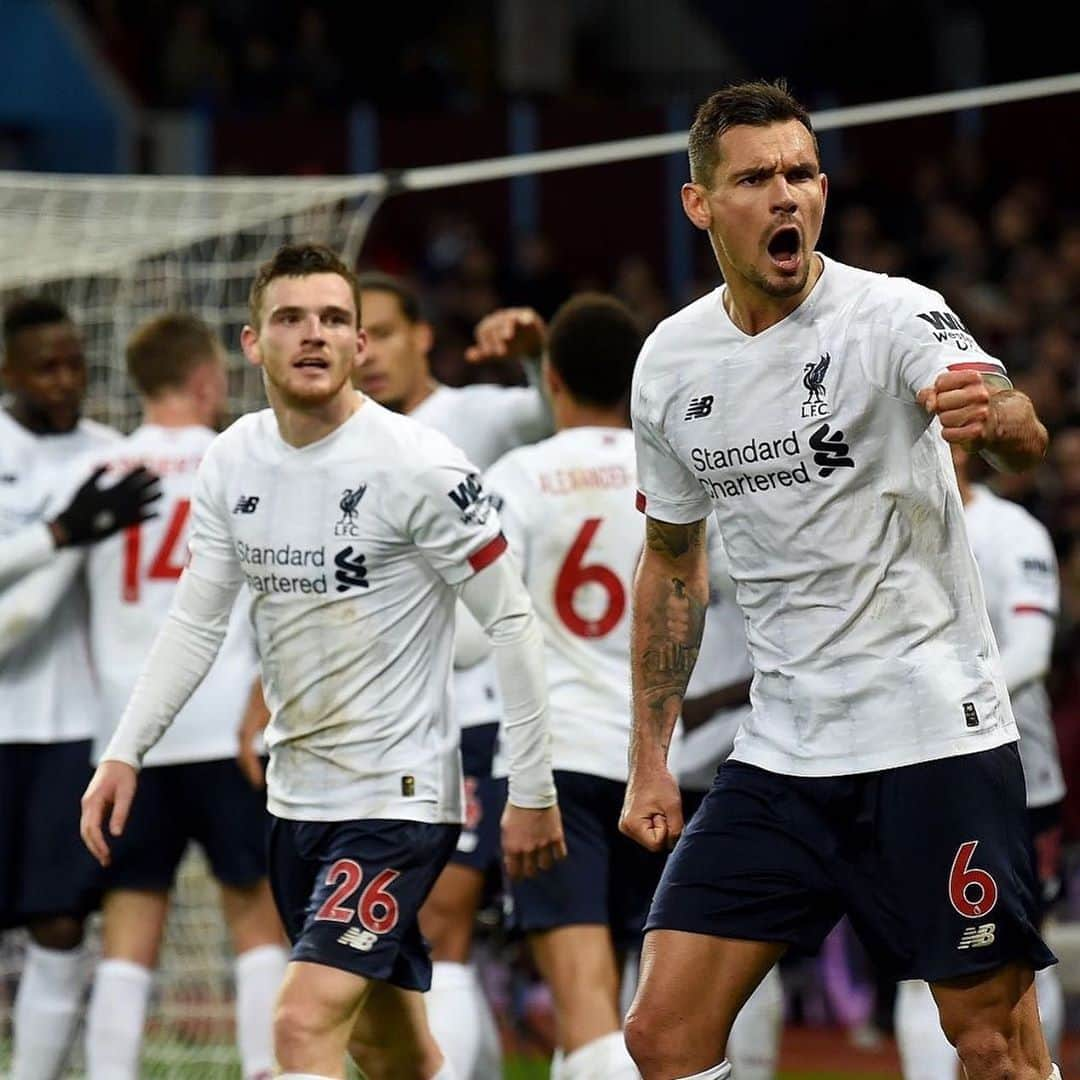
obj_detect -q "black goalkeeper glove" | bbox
[51,465,162,547]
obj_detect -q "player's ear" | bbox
[240,324,262,368]
[682,182,712,231]
[354,327,368,369]
[412,319,434,357]
[542,356,562,399]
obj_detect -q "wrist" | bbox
[47,518,70,548]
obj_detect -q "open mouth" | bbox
[293,356,329,370]
[767,227,801,271]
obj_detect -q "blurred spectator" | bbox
[161,3,230,108]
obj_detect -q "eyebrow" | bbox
[270,305,354,321]
[729,160,818,181]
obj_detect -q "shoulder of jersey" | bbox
[78,417,124,444]
[374,402,473,468]
[976,487,1053,546]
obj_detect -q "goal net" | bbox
[0,71,1077,1076]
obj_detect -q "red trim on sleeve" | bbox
[1013,604,1056,618]
[635,490,647,513]
[468,532,508,572]
[946,362,1005,374]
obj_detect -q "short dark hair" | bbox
[547,293,641,409]
[355,271,424,324]
[3,296,71,352]
[688,78,818,186]
[126,312,223,398]
[248,243,361,327]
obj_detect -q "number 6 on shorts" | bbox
[948,840,998,918]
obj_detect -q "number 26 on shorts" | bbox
[315,858,401,934]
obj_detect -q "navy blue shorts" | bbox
[648,744,1056,982]
[105,758,270,892]
[269,817,460,990]
[0,741,101,929]
[451,723,506,872]
[1028,801,1064,917]
[511,771,668,946]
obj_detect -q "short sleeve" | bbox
[1000,518,1059,619]
[484,452,531,573]
[187,441,243,581]
[400,441,506,586]
[631,368,712,524]
[861,280,1010,402]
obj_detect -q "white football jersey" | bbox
[672,528,754,791]
[412,382,550,730]
[188,397,505,823]
[964,485,1064,807]
[633,254,1016,776]
[486,427,640,781]
[85,425,258,767]
[0,408,119,743]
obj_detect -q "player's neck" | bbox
[271,385,363,448]
[143,394,212,430]
[722,253,824,335]
[554,398,628,432]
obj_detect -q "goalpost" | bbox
[0,72,1076,1076]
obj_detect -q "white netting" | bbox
[0,173,386,432]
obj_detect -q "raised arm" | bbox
[619,515,710,852]
[917,371,1048,472]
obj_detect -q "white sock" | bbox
[674,1062,731,1080]
[561,1031,637,1079]
[12,942,87,1080]
[727,965,783,1080]
[1035,966,1064,1062]
[84,958,153,1079]
[425,961,500,1079]
[895,980,958,1080]
[235,943,288,1079]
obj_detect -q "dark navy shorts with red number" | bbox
[269,816,460,990]
[511,770,668,946]
[648,743,1056,982]
[105,757,270,891]
[451,722,507,872]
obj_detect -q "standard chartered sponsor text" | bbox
[690,429,810,500]
[235,540,328,594]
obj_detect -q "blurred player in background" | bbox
[895,445,1066,1080]
[621,79,1056,1080]
[671,527,782,1080]
[73,313,287,1079]
[0,298,159,1080]
[352,271,552,1078]
[483,293,664,1079]
[81,244,564,1080]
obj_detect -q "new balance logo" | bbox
[233,495,260,514]
[808,423,855,477]
[337,927,378,952]
[334,547,368,591]
[957,923,996,950]
[684,395,714,421]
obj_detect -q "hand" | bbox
[619,766,684,852]
[51,465,162,547]
[501,802,567,880]
[80,760,138,866]
[465,307,547,364]
[916,370,994,450]
[237,681,270,789]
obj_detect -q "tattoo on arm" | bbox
[630,518,709,762]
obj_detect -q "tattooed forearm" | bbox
[645,517,707,559]
[629,533,709,767]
